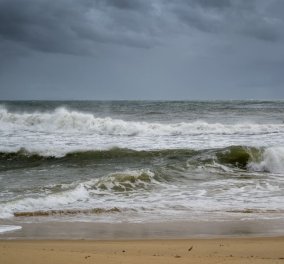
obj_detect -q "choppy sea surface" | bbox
[0,101,284,233]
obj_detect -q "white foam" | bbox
[1,106,284,136]
[1,106,284,157]
[0,225,22,234]
[248,147,284,173]
[1,184,90,218]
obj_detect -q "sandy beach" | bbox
[1,219,284,263]
[2,0,284,260]
[1,237,284,264]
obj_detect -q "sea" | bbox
[0,101,284,235]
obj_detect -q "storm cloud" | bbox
[0,0,160,55]
[1,0,283,54]
[0,0,284,99]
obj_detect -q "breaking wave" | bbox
[247,147,284,173]
[1,106,284,136]
[0,184,91,219]
[0,169,157,218]
[92,169,157,192]
[1,146,284,174]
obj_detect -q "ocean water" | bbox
[0,101,284,230]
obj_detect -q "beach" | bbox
[1,220,284,263]
[1,0,284,260]
[1,237,284,264]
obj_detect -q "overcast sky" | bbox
[0,0,283,100]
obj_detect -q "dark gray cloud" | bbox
[101,0,150,11]
[169,0,284,41]
[0,0,159,55]
[0,0,284,100]
[0,0,283,56]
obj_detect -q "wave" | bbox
[1,146,284,173]
[0,147,196,162]
[247,147,284,173]
[1,105,284,136]
[1,148,283,219]
[92,169,157,192]
[0,184,91,219]
[0,169,157,218]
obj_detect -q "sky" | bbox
[0,0,284,100]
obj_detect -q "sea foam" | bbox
[1,106,284,136]
[0,225,22,234]
[248,147,284,173]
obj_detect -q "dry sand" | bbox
[1,237,284,264]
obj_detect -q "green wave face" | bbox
[215,146,263,169]
[0,146,264,172]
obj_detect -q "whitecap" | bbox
[1,106,284,137]
[248,147,284,173]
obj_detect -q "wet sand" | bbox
[1,237,284,264]
[1,218,284,239]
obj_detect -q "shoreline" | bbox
[1,218,284,240]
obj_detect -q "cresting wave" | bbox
[1,105,284,136]
[1,146,284,173]
[0,169,156,218]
